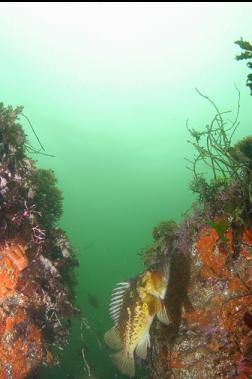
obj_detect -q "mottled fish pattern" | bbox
[104,267,170,377]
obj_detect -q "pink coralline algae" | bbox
[0,103,79,378]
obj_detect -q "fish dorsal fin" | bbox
[109,281,130,324]
[156,301,170,325]
[135,332,150,359]
[104,326,122,351]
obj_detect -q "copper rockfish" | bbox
[104,267,170,377]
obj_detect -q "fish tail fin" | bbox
[110,350,135,377]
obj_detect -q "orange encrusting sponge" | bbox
[0,242,44,379]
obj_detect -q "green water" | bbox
[0,3,252,378]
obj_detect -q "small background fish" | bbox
[88,293,100,309]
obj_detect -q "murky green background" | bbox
[0,3,252,378]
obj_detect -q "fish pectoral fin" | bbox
[135,332,150,359]
[162,259,170,280]
[110,350,135,377]
[104,326,122,350]
[157,302,170,325]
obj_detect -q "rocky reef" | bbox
[0,104,78,378]
[140,46,252,378]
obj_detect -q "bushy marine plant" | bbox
[235,38,252,95]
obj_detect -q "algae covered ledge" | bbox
[0,104,79,378]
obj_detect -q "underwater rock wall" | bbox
[0,104,78,378]
[142,82,252,378]
[149,225,252,378]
